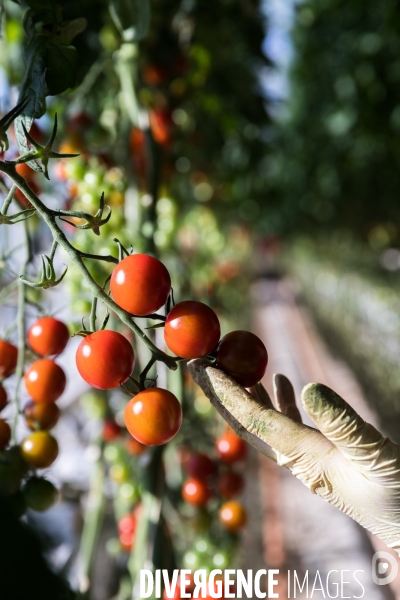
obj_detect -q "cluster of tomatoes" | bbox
[0,315,69,511]
[74,252,268,450]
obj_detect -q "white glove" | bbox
[189,360,400,556]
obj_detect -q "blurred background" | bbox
[1,0,400,598]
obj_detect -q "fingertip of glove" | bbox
[301,382,347,415]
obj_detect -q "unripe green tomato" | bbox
[190,510,212,533]
[109,462,130,484]
[212,551,230,569]
[80,391,106,419]
[23,477,59,511]
[3,490,26,518]
[118,482,139,503]
[194,537,212,555]
[183,550,201,570]
[71,298,92,314]
[104,443,124,464]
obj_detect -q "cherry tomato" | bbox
[164,301,220,359]
[0,339,18,378]
[24,359,66,403]
[217,471,244,499]
[118,513,137,535]
[0,384,8,411]
[125,436,146,456]
[76,330,135,389]
[27,316,70,357]
[23,400,60,431]
[218,500,247,531]
[186,453,216,479]
[182,477,210,507]
[119,530,135,552]
[216,330,268,387]
[124,388,182,446]
[23,477,58,511]
[0,419,11,450]
[20,431,59,468]
[110,254,171,316]
[216,432,247,464]
[102,419,122,442]
[15,162,38,179]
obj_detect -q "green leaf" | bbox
[109,0,150,42]
[46,43,78,95]
[53,17,87,45]
[17,34,48,118]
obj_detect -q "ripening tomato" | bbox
[102,419,122,442]
[24,359,66,403]
[23,401,60,431]
[27,317,70,357]
[216,432,247,464]
[110,254,171,316]
[217,471,244,499]
[186,453,216,479]
[0,384,8,411]
[164,301,220,359]
[182,477,210,507]
[15,162,38,180]
[124,388,182,446]
[23,477,58,511]
[125,436,146,456]
[20,431,59,468]
[216,330,268,388]
[219,500,247,531]
[76,330,135,389]
[118,513,137,536]
[0,339,18,378]
[0,419,11,450]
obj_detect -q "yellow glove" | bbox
[189,360,400,555]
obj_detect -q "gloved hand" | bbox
[189,360,400,556]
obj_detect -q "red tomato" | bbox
[0,339,18,378]
[76,330,135,389]
[24,359,66,403]
[23,400,60,431]
[219,500,247,531]
[20,431,59,468]
[217,471,244,499]
[0,419,11,450]
[119,530,135,552]
[118,513,137,535]
[216,330,268,387]
[216,432,247,464]
[164,301,220,359]
[15,162,38,180]
[124,388,182,446]
[110,254,171,316]
[102,419,122,442]
[0,384,8,411]
[182,477,210,507]
[186,453,216,479]
[125,436,146,456]
[27,317,70,357]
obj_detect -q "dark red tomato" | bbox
[0,384,8,411]
[182,477,210,507]
[27,316,70,357]
[102,419,122,442]
[217,471,244,499]
[0,419,11,450]
[219,500,247,532]
[76,330,134,389]
[0,339,18,378]
[186,453,216,479]
[125,436,146,456]
[124,388,182,446]
[23,401,60,431]
[164,301,220,359]
[216,432,247,464]
[20,431,59,468]
[110,254,171,316]
[216,330,268,387]
[24,359,66,403]
[23,477,58,512]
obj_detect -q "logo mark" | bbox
[372,551,398,586]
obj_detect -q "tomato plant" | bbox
[76,330,135,389]
[124,388,182,446]
[216,431,247,464]
[24,359,66,403]
[20,431,59,468]
[182,477,211,507]
[216,330,268,387]
[23,477,58,512]
[164,301,220,359]
[110,254,171,316]
[27,316,70,357]
[218,500,247,532]
[0,339,18,378]
[0,419,11,450]
[23,400,61,431]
